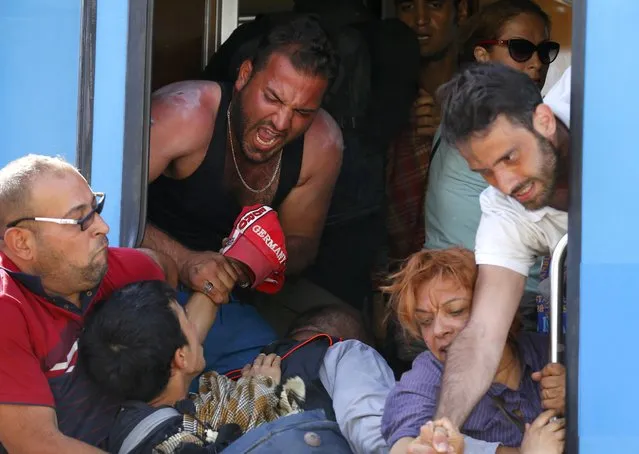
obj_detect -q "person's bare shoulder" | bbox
[149,81,223,180]
[306,109,343,152]
[152,80,221,107]
[298,109,343,183]
[152,80,221,133]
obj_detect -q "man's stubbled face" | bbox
[459,115,559,211]
[231,52,328,164]
[396,0,462,59]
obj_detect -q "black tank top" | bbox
[147,83,304,252]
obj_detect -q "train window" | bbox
[0,1,85,169]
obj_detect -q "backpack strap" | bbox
[224,334,341,381]
[429,136,442,170]
[118,407,180,454]
[425,135,443,188]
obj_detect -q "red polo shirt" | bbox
[0,247,165,447]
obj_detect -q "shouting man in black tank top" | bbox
[143,16,343,307]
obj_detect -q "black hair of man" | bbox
[437,62,543,146]
[251,14,340,86]
[79,280,187,403]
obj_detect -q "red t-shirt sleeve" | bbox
[0,299,54,407]
[98,248,166,296]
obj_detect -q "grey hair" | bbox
[0,154,78,232]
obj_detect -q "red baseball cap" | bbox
[220,205,288,294]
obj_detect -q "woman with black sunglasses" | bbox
[424,0,560,334]
[459,0,559,89]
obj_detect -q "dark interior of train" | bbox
[150,0,571,90]
[147,0,573,354]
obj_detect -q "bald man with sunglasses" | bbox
[0,155,224,453]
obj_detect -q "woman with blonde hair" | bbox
[381,248,565,454]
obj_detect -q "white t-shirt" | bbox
[542,49,571,97]
[475,186,568,276]
[474,66,571,276]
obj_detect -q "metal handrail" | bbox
[549,233,568,363]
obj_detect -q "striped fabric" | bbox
[386,125,434,262]
[152,373,305,452]
[382,331,549,448]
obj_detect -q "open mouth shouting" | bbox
[254,126,282,151]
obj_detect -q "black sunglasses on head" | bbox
[477,38,560,65]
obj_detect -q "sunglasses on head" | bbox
[477,38,560,65]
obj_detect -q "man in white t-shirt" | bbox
[429,62,572,433]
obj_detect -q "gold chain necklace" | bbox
[227,105,282,194]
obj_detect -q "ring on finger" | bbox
[203,280,214,294]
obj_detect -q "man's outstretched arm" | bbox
[435,264,526,426]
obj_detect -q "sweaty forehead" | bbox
[256,53,327,108]
[417,276,463,310]
[417,276,472,312]
[30,170,93,215]
[460,116,530,164]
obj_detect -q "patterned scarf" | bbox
[153,372,306,453]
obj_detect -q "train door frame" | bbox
[566,1,584,452]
